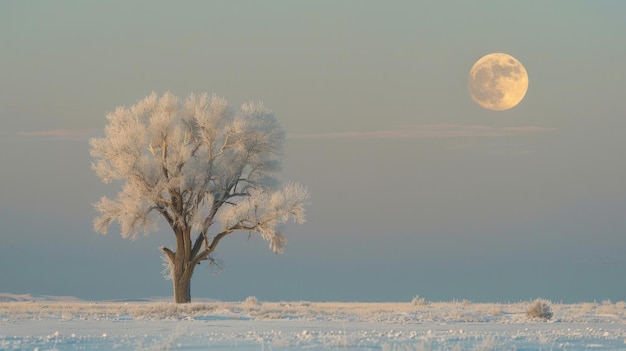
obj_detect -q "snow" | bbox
[1,296,625,350]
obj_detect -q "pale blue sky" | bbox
[1,1,625,302]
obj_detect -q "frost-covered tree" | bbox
[90,92,308,303]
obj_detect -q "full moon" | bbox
[468,53,528,111]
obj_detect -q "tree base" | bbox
[173,278,192,303]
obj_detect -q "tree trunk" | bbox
[173,272,192,303]
[171,240,194,303]
[169,226,195,303]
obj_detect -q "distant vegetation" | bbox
[3,296,626,323]
[525,299,553,320]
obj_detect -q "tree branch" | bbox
[200,198,221,235]
[169,188,184,223]
[189,223,256,267]
[160,246,175,262]
[154,206,175,230]
[160,140,169,181]
[225,192,251,199]
[208,224,255,252]
[190,140,202,157]
[190,232,204,259]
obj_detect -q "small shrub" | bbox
[411,295,427,306]
[526,299,553,320]
[242,296,260,308]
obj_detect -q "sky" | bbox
[1,1,625,303]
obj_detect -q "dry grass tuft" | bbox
[526,299,553,320]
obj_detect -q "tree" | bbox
[90,92,309,303]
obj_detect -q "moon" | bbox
[468,53,528,111]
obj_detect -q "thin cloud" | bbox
[14,128,102,140]
[289,124,556,140]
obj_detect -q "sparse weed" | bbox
[487,306,503,316]
[579,302,596,314]
[597,300,616,315]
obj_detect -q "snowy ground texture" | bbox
[1,294,625,350]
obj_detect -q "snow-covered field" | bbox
[1,294,625,350]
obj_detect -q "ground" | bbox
[1,295,625,350]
